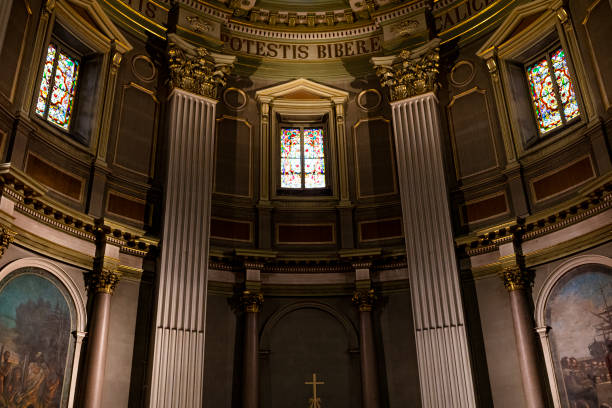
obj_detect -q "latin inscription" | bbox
[434,0,498,32]
[117,0,167,24]
[220,33,382,60]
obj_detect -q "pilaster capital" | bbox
[352,289,377,312]
[371,39,440,102]
[0,224,16,258]
[85,268,121,294]
[241,290,264,313]
[501,265,534,292]
[167,34,236,100]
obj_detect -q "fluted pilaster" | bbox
[149,89,218,407]
[389,93,476,407]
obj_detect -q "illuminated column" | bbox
[352,287,381,408]
[241,289,263,408]
[372,39,477,407]
[82,239,121,408]
[148,35,234,407]
[499,235,546,408]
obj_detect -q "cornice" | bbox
[0,164,158,258]
[456,173,612,256]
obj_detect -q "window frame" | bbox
[278,121,330,194]
[34,38,82,133]
[476,0,597,160]
[522,43,582,141]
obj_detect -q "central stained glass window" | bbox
[526,47,579,135]
[35,43,80,131]
[281,128,326,189]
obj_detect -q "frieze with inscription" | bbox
[220,33,382,60]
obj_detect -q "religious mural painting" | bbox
[0,267,75,407]
[546,264,612,408]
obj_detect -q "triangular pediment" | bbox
[256,78,349,102]
[56,0,133,54]
[476,0,561,59]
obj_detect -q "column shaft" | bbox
[243,311,259,408]
[149,89,217,407]
[509,289,546,408]
[359,309,380,408]
[391,93,476,407]
[82,292,112,408]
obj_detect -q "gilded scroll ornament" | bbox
[0,226,16,258]
[374,46,440,101]
[241,290,264,313]
[86,268,122,295]
[352,289,377,312]
[168,43,234,99]
[501,265,535,291]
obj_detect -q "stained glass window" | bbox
[35,43,80,131]
[526,47,579,135]
[280,127,326,189]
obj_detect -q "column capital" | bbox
[501,265,534,292]
[86,262,122,295]
[167,34,236,100]
[352,289,377,312]
[0,224,16,258]
[241,290,264,313]
[371,38,440,102]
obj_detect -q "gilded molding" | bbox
[372,40,440,101]
[241,290,264,313]
[168,42,234,99]
[500,265,534,291]
[0,225,16,258]
[352,289,377,312]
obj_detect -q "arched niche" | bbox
[535,255,612,408]
[259,301,360,408]
[0,257,87,407]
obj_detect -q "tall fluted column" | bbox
[82,241,121,408]
[148,35,235,407]
[352,288,380,408]
[502,265,546,408]
[372,39,477,407]
[241,290,263,408]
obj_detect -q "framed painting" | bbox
[539,260,612,408]
[0,266,77,407]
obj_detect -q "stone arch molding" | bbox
[259,301,359,352]
[534,254,612,408]
[0,257,88,407]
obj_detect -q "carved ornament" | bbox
[86,268,122,295]
[168,43,234,99]
[352,289,377,312]
[501,265,534,291]
[373,43,440,101]
[241,290,264,313]
[0,225,16,258]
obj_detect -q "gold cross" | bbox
[305,373,324,404]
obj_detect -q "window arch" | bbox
[0,258,86,407]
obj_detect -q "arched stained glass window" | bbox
[526,47,579,135]
[35,43,80,131]
[281,127,326,189]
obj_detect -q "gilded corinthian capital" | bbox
[86,268,122,294]
[352,289,377,312]
[167,34,236,100]
[241,290,264,313]
[501,265,534,292]
[0,225,16,258]
[371,39,440,102]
